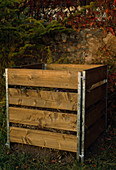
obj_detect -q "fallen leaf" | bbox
[51,160,56,163]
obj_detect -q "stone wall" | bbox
[18,28,116,66]
[48,28,116,64]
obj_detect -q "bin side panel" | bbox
[86,100,106,128]
[9,107,77,132]
[10,127,77,152]
[86,83,107,108]
[46,64,103,71]
[85,66,107,150]
[13,63,43,69]
[85,115,105,149]
[8,69,78,89]
[9,88,77,111]
[86,65,107,89]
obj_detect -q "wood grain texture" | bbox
[85,116,105,149]
[9,107,77,131]
[86,83,107,108]
[86,100,106,128]
[47,64,102,71]
[9,88,77,111]
[13,64,43,69]
[8,69,78,89]
[86,65,107,88]
[10,127,77,152]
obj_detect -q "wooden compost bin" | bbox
[5,64,108,162]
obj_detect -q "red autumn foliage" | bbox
[21,0,116,35]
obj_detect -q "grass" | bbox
[0,102,116,170]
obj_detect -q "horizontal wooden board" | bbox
[9,107,77,131]
[86,100,106,128]
[47,64,103,71]
[86,65,107,88]
[13,63,43,69]
[86,83,107,108]
[8,69,78,89]
[85,116,105,149]
[10,127,77,152]
[90,81,106,91]
[9,88,77,111]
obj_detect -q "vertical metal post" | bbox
[105,66,108,133]
[5,68,10,149]
[81,71,86,162]
[77,72,82,161]
[42,63,47,70]
[77,71,86,162]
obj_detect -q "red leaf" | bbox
[90,22,94,27]
[89,159,92,163]
[51,160,56,163]
[104,30,106,35]
[49,16,52,23]
[108,16,112,20]
[109,27,115,35]
[113,0,116,5]
[57,11,61,20]
[111,104,116,108]
[44,14,47,19]
[110,131,113,135]
[105,9,108,15]
[101,147,105,150]
[68,21,72,25]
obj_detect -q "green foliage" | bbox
[0,100,7,146]
[47,46,52,64]
[55,56,70,64]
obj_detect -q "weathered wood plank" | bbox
[86,100,106,128]
[10,127,77,152]
[86,83,107,108]
[13,63,43,69]
[86,65,107,88]
[9,88,77,111]
[47,64,102,71]
[8,69,78,89]
[85,116,105,149]
[9,107,77,131]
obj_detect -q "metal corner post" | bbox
[105,66,108,133]
[77,71,82,161]
[77,71,86,162]
[42,63,47,70]
[5,68,10,149]
[81,71,86,162]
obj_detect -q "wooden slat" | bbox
[8,69,78,89]
[47,64,103,71]
[90,81,105,90]
[13,64,43,69]
[86,83,107,108]
[9,88,77,111]
[47,64,84,71]
[9,107,77,131]
[10,127,77,152]
[86,100,106,128]
[85,116,105,149]
[86,65,107,88]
